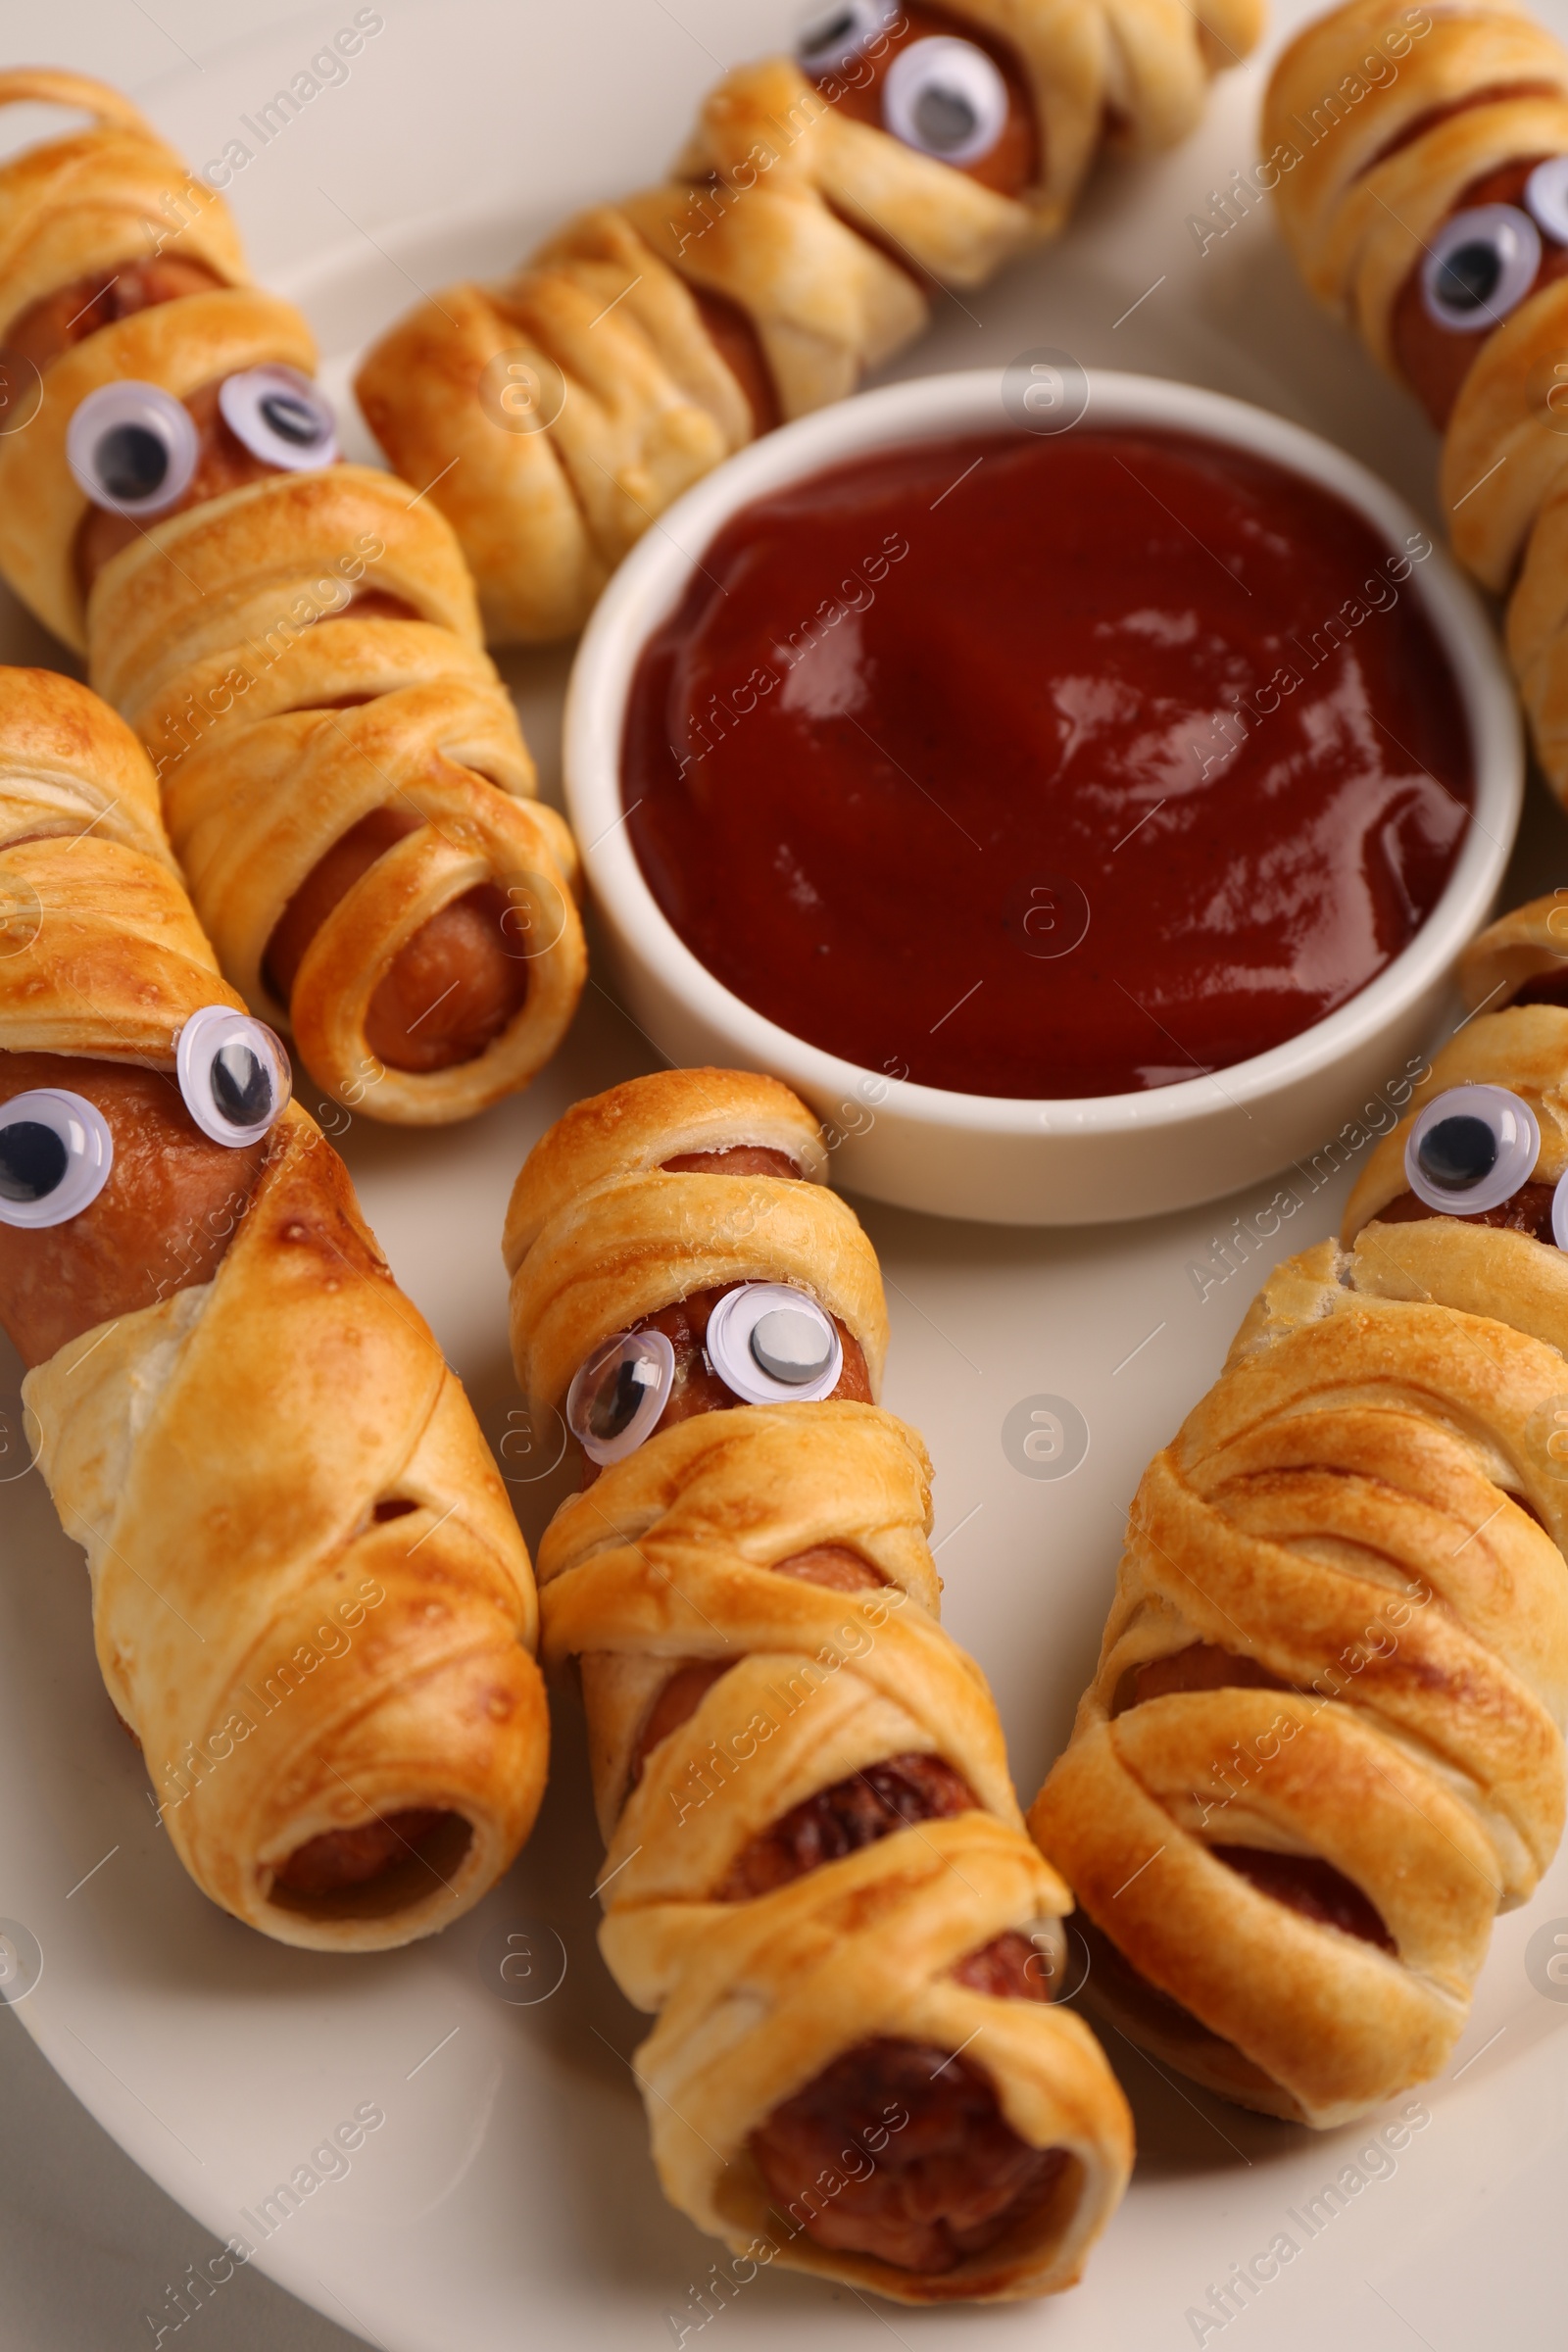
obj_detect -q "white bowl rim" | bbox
[564,367,1523,1143]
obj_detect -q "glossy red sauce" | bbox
[623,430,1473,1099]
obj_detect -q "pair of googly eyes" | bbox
[1421,156,1568,335]
[1403,1083,1568,1243]
[565,1284,844,1465]
[65,367,337,520]
[798,2,1009,168]
[0,1007,290,1231]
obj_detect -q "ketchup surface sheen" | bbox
[622,429,1473,1099]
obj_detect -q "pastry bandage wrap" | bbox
[1262,4,1568,804]
[355,0,1260,643]
[0,667,548,1949]
[0,72,586,1122]
[1032,906,1568,2122]
[508,1069,1132,2304]
[504,1066,886,1413]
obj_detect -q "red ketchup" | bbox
[623,430,1473,1099]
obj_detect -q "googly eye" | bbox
[175,1004,291,1148]
[706,1283,844,1405]
[217,366,337,472]
[1421,205,1542,335]
[798,0,899,73]
[1403,1084,1541,1215]
[0,1090,114,1229]
[565,1329,676,1466]
[1525,155,1568,248]
[65,380,199,516]
[882,35,1010,168]
[1552,1167,1568,1250]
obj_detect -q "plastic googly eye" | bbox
[175,1005,291,1148]
[217,366,337,471]
[565,1329,676,1465]
[705,1284,843,1405]
[882,35,1010,168]
[1403,1084,1540,1216]
[1421,205,1542,334]
[66,380,199,516]
[0,1090,114,1229]
[1525,155,1568,247]
[1552,1167,1568,1252]
[798,0,899,73]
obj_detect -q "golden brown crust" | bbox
[354,4,1259,644]
[956,0,1264,207]
[1443,275,1568,592]
[503,1066,830,1264]
[506,1070,885,1410]
[513,1071,1132,2300]
[1343,996,1568,1229]
[0,285,314,651]
[1267,2,1568,323]
[537,1405,1132,2302]
[0,70,245,351]
[1460,885,1568,1005]
[0,665,548,1949]
[1031,1228,1568,2126]
[87,469,585,1121]
[0,80,587,1123]
[0,668,222,1052]
[1262,7,1568,803]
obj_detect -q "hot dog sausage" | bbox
[0,258,225,372]
[620,1282,870,1442]
[74,373,281,589]
[593,1130,1059,2272]
[0,1051,268,1367]
[718,1739,1063,2271]
[272,1805,449,1897]
[1391,151,1568,427]
[688,288,781,438]
[717,1748,976,1897]
[751,2038,1064,2274]
[263,806,529,1073]
[1111,1638,1292,1715]
[627,1544,888,1786]
[1102,1638,1396,1949]
[804,2,1040,203]
[6,274,529,1077]
[1371,1182,1557,1242]
[0,1050,479,1902]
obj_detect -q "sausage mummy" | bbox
[1263,1,1568,808]
[355,0,1262,644]
[0,70,586,1123]
[506,1068,1132,2304]
[0,664,548,1947]
[1030,891,1568,2124]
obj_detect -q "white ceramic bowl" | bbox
[564,368,1522,1226]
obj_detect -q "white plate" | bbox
[1,3,1566,2349]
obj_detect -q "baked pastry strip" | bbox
[0,70,586,1122]
[508,1067,1131,2304]
[0,664,547,1949]
[1031,889,1568,2122]
[1263,2,1568,803]
[356,0,1261,643]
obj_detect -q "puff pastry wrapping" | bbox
[1031,893,1568,2123]
[355,0,1260,644]
[0,72,586,1123]
[509,1068,1132,2304]
[0,664,548,1950]
[1262,2,1568,804]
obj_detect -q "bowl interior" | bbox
[565,368,1522,1141]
